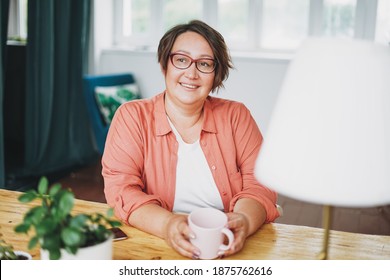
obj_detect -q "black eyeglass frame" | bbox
[169,52,217,74]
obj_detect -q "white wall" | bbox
[98,49,290,134]
[90,0,114,74]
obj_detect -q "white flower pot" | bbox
[40,236,113,260]
[14,250,32,260]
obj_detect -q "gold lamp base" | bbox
[317,205,332,260]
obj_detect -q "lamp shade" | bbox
[255,38,390,207]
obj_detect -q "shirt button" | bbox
[211,165,216,170]
[201,141,206,146]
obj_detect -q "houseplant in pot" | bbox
[14,176,121,260]
[0,233,32,260]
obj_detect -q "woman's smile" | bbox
[180,82,200,89]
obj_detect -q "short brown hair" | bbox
[158,20,233,93]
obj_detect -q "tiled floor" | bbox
[56,159,390,236]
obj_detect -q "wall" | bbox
[98,49,290,135]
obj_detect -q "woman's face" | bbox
[164,31,215,110]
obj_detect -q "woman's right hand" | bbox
[164,214,200,259]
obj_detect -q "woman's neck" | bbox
[164,95,204,130]
[164,94,204,143]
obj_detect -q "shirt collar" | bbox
[154,92,171,136]
[202,96,217,134]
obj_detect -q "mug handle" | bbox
[218,227,235,252]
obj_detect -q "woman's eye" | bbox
[200,61,211,67]
[177,57,188,63]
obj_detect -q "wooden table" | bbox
[1,189,389,260]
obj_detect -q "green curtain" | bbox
[0,0,10,187]
[25,0,96,177]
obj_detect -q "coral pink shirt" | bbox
[102,92,279,225]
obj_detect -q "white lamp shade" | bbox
[255,38,390,207]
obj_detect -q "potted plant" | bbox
[14,176,121,260]
[0,233,32,260]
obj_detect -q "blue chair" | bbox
[83,73,136,155]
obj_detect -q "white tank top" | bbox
[167,117,224,213]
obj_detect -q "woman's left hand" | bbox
[221,212,250,257]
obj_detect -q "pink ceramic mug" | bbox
[188,207,234,259]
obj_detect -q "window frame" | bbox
[7,0,28,43]
[113,0,382,52]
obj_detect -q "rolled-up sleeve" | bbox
[102,103,168,224]
[221,102,280,223]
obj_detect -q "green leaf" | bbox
[14,223,30,233]
[110,220,122,227]
[28,236,39,249]
[49,183,62,196]
[65,245,78,255]
[92,227,106,242]
[24,206,45,225]
[62,227,83,247]
[38,176,49,195]
[41,233,63,259]
[36,218,57,236]
[93,213,104,223]
[49,249,61,260]
[107,208,114,217]
[18,190,38,203]
[69,214,88,229]
[57,191,74,218]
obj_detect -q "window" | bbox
[322,0,356,38]
[261,0,310,50]
[114,0,389,52]
[375,0,390,45]
[7,0,28,43]
[218,0,250,46]
[163,0,203,31]
[122,0,151,37]
[120,0,153,46]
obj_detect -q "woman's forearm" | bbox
[233,197,267,236]
[128,204,174,239]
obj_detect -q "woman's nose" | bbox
[184,63,199,79]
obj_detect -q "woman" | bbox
[102,20,280,259]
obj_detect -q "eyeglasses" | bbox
[169,53,217,74]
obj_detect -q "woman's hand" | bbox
[164,214,200,259]
[220,198,267,258]
[221,212,250,257]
